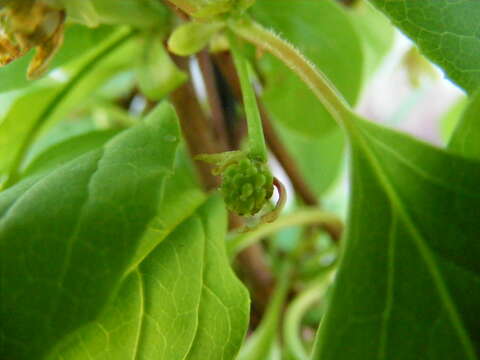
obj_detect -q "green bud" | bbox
[168,21,224,56]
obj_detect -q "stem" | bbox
[228,30,268,162]
[284,272,334,360]
[228,208,342,258]
[196,50,231,150]
[229,18,354,131]
[169,54,221,190]
[3,29,138,189]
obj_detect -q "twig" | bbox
[169,54,220,190]
[196,50,231,150]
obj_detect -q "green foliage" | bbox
[0,103,248,359]
[91,0,169,28]
[137,32,187,100]
[371,0,480,93]
[0,28,138,185]
[448,90,480,159]
[440,96,467,144]
[276,124,345,196]
[347,1,394,79]
[312,117,480,359]
[0,103,182,358]
[0,25,114,93]
[1,1,479,359]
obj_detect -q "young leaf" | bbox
[370,0,480,93]
[312,118,480,359]
[251,0,364,137]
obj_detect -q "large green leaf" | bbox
[0,102,249,359]
[47,195,249,360]
[251,0,364,137]
[0,102,179,359]
[448,90,480,160]
[0,103,180,358]
[0,25,114,93]
[312,118,480,359]
[370,0,480,93]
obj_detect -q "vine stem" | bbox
[229,17,355,132]
[227,30,268,162]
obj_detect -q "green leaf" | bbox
[347,1,394,78]
[448,90,480,160]
[370,0,480,93]
[0,28,138,185]
[181,197,250,360]
[21,129,120,178]
[0,102,249,359]
[136,33,187,101]
[276,122,345,196]
[46,195,249,360]
[0,25,114,93]
[440,96,467,145]
[0,102,180,358]
[92,0,169,28]
[311,118,480,359]
[251,0,364,137]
